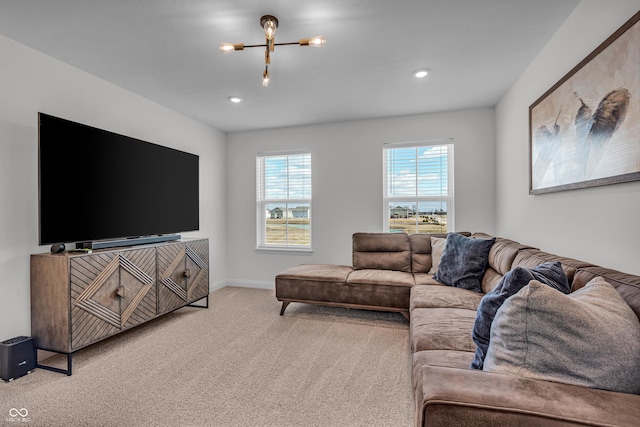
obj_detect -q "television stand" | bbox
[30,238,209,375]
[76,234,181,250]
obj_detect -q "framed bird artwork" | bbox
[529,10,640,194]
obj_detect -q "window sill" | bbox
[256,246,313,255]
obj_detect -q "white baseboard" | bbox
[210,279,274,291]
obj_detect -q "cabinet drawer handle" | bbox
[183,269,191,278]
[116,286,127,298]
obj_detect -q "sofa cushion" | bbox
[486,238,527,276]
[480,268,504,294]
[512,249,594,287]
[408,234,434,273]
[413,349,475,372]
[573,267,640,320]
[410,285,482,311]
[484,277,640,394]
[346,269,415,287]
[352,232,411,272]
[470,262,569,370]
[345,269,414,309]
[481,238,535,293]
[412,350,474,398]
[410,307,477,353]
[434,233,496,293]
[276,264,354,282]
[428,236,446,274]
[413,273,443,286]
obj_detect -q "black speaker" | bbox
[0,336,35,382]
[50,243,65,253]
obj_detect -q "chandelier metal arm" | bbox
[242,43,268,49]
[240,41,307,50]
[274,41,304,47]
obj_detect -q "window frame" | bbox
[256,150,312,252]
[382,140,455,234]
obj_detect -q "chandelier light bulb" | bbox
[219,42,244,53]
[264,22,277,39]
[300,36,326,47]
[219,42,234,53]
[308,35,326,47]
[261,15,278,40]
[262,69,270,87]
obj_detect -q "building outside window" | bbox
[256,151,311,249]
[383,141,454,234]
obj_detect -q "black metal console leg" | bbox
[36,349,73,376]
[187,294,209,309]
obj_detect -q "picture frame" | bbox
[529,11,640,194]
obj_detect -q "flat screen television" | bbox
[38,112,199,249]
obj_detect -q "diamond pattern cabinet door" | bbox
[70,247,156,351]
[157,243,189,314]
[185,239,209,304]
[119,248,157,329]
[70,253,120,350]
[157,240,209,314]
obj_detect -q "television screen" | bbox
[38,113,199,246]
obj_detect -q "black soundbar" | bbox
[76,234,181,250]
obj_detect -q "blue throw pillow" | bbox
[470,261,570,370]
[433,233,496,293]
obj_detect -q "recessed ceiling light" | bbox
[228,96,243,103]
[414,69,430,78]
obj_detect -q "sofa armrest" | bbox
[416,365,640,427]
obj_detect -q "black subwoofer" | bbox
[0,336,35,381]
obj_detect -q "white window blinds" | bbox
[256,152,312,249]
[383,142,454,233]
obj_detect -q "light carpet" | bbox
[1,286,412,426]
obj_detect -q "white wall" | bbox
[0,35,226,342]
[496,0,640,274]
[225,108,496,286]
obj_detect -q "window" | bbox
[257,151,311,249]
[383,142,454,234]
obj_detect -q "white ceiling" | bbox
[0,0,580,133]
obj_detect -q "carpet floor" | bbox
[1,286,412,426]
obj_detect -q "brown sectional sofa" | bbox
[275,232,640,426]
[276,232,471,319]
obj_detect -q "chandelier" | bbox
[219,15,326,87]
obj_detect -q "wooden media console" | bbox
[30,238,209,375]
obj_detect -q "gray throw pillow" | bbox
[434,233,495,293]
[428,236,446,274]
[483,277,640,394]
[470,262,570,370]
